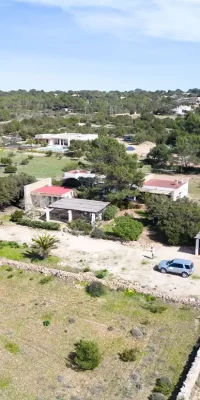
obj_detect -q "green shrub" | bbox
[28,155,34,160]
[17,218,60,231]
[7,274,13,279]
[6,266,12,272]
[20,158,29,165]
[83,267,90,272]
[4,165,17,174]
[46,150,53,157]
[43,320,51,326]
[4,341,19,354]
[113,215,143,241]
[150,393,166,400]
[86,281,106,297]
[144,303,167,314]
[95,269,108,279]
[74,340,101,370]
[119,348,139,362]
[1,157,12,165]
[10,210,24,222]
[103,205,118,221]
[68,219,91,234]
[91,228,105,239]
[0,240,21,248]
[154,377,172,396]
[39,276,54,285]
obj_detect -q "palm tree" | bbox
[31,234,60,259]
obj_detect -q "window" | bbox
[171,263,183,269]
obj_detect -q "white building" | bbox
[141,177,188,201]
[172,105,192,115]
[64,170,96,180]
[35,133,98,147]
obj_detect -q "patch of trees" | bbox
[146,195,200,245]
[0,173,35,209]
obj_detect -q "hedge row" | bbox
[17,218,60,231]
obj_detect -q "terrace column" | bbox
[68,210,72,222]
[46,208,50,222]
[195,238,199,256]
[91,213,96,226]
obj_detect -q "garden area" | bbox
[0,267,199,400]
[0,149,77,179]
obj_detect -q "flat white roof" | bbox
[35,133,98,139]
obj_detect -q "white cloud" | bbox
[14,0,200,41]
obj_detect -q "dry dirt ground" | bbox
[0,266,199,400]
[1,224,200,300]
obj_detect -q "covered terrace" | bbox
[46,198,110,226]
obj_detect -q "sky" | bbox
[0,0,200,91]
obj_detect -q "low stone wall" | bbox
[0,257,200,308]
[177,348,200,400]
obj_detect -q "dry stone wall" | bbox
[177,348,200,400]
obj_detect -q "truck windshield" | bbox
[167,260,173,265]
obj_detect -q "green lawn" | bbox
[0,267,198,400]
[0,245,60,267]
[189,177,200,202]
[0,149,75,179]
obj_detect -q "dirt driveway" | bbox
[1,225,200,300]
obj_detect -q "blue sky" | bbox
[1,0,200,91]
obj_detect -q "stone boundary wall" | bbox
[1,257,200,308]
[177,348,200,400]
[1,257,200,399]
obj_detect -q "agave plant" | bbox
[31,234,59,259]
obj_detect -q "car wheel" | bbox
[160,268,167,274]
[182,272,188,278]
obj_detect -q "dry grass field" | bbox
[0,266,199,400]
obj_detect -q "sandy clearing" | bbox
[1,224,200,299]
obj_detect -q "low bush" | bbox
[95,269,108,279]
[113,215,143,241]
[20,158,29,165]
[0,240,21,248]
[74,340,101,370]
[7,274,13,279]
[39,276,54,285]
[144,303,167,314]
[17,218,60,231]
[150,393,166,400]
[10,210,24,222]
[43,320,51,326]
[4,341,19,354]
[86,281,106,297]
[28,155,34,160]
[83,267,90,272]
[46,150,53,157]
[119,348,139,362]
[4,165,17,173]
[103,205,118,221]
[154,377,172,396]
[68,219,91,235]
[91,227,105,239]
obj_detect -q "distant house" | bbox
[64,170,96,180]
[35,133,98,147]
[141,177,188,201]
[172,105,192,115]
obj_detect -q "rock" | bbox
[130,327,143,338]
[69,317,76,324]
[107,326,114,331]
[57,376,64,383]
[131,373,140,382]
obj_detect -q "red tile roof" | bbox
[32,186,72,196]
[66,170,87,174]
[144,179,185,190]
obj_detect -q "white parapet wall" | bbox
[177,347,200,400]
[24,178,52,211]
